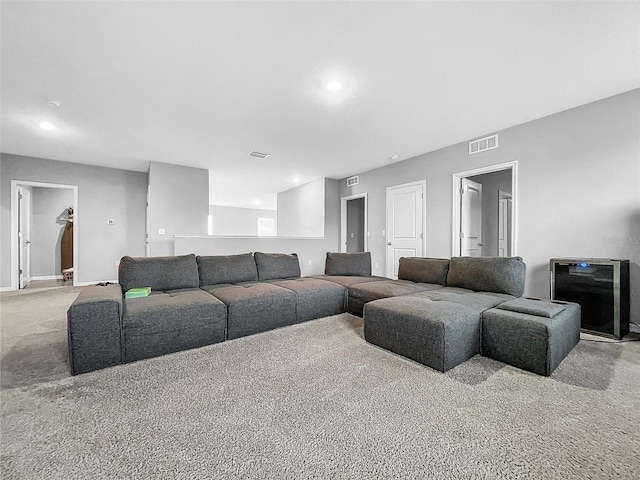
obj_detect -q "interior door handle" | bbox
[387,242,392,245]
[477,243,485,247]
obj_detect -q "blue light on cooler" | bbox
[577,262,590,268]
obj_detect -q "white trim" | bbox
[0,286,15,292]
[11,180,79,290]
[75,280,118,287]
[452,161,518,257]
[340,193,368,253]
[385,179,427,278]
[30,275,64,281]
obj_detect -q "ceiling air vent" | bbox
[469,134,498,155]
[346,175,359,187]
[248,151,270,159]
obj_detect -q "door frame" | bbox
[17,186,32,288]
[340,193,368,253]
[385,179,427,277]
[497,190,513,257]
[10,180,79,290]
[451,161,518,257]
[460,177,483,257]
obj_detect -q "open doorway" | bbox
[340,193,368,253]
[11,181,78,290]
[452,161,517,257]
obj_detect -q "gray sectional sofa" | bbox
[67,251,580,377]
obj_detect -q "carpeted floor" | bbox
[1,287,640,479]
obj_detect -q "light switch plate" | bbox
[158,228,166,235]
[107,219,115,225]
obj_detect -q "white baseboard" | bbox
[31,275,63,281]
[74,280,118,287]
[0,286,15,292]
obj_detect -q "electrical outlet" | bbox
[107,219,115,225]
[158,228,166,235]
[374,262,379,269]
[367,231,371,237]
[382,230,386,236]
[308,260,312,266]
[115,260,120,267]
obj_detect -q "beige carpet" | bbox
[1,287,640,479]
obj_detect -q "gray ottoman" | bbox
[364,297,482,372]
[481,298,581,376]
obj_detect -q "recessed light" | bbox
[390,155,399,161]
[47,98,62,108]
[326,81,343,92]
[39,121,56,131]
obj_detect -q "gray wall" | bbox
[1,154,147,286]
[176,179,341,275]
[338,90,640,323]
[209,205,277,236]
[468,170,512,256]
[30,187,75,277]
[277,178,325,237]
[148,161,209,256]
[346,197,365,252]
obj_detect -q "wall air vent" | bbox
[346,175,359,187]
[248,151,270,159]
[469,134,498,155]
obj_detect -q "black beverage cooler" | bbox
[550,258,630,339]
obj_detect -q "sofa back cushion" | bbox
[324,252,371,276]
[119,254,200,292]
[254,252,301,281]
[446,256,526,297]
[397,257,450,285]
[196,253,258,286]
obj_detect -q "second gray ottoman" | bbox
[481,298,581,376]
[364,297,482,372]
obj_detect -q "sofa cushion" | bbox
[122,288,227,362]
[308,274,387,288]
[446,256,526,297]
[409,290,506,313]
[119,254,200,293]
[397,257,449,285]
[203,282,297,339]
[254,252,301,281]
[270,278,347,321]
[347,279,442,317]
[196,253,258,286]
[496,297,567,318]
[324,252,371,276]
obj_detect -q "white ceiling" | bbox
[2,1,639,210]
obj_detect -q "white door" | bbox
[386,181,425,278]
[17,187,32,288]
[145,185,151,256]
[498,191,512,257]
[460,178,483,257]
